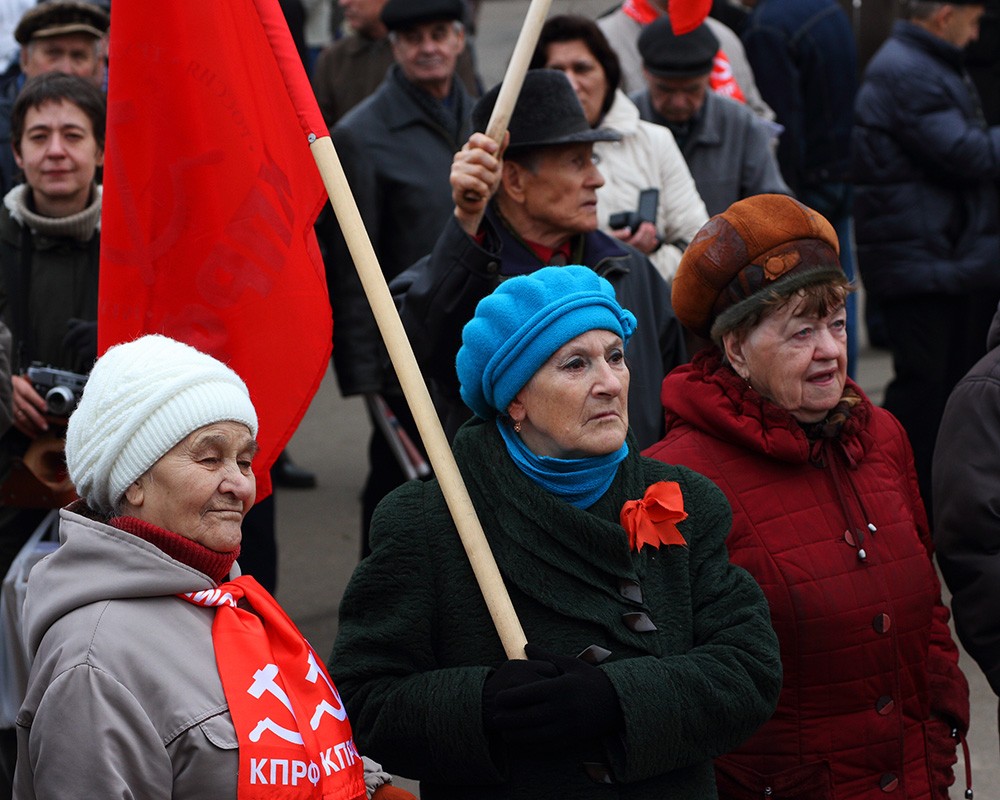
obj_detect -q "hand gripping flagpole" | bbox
[311,138,528,660]
[255,0,553,660]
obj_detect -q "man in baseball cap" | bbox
[14,1,107,84]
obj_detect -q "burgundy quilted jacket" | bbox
[644,349,969,800]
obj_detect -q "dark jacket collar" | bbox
[376,63,472,141]
[893,19,966,71]
[483,203,631,276]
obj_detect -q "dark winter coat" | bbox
[853,21,1000,297]
[0,194,100,375]
[324,65,473,396]
[741,0,857,196]
[394,208,686,448]
[645,349,970,799]
[933,303,1000,696]
[330,418,782,800]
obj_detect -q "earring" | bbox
[514,420,522,433]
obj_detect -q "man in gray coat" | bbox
[630,19,789,215]
[320,0,474,548]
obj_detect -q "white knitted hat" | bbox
[65,334,259,515]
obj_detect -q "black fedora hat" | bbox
[472,70,621,153]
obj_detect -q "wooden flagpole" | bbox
[308,0,553,660]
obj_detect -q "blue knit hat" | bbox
[457,266,637,420]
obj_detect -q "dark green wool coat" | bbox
[331,419,781,799]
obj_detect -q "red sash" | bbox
[180,576,366,800]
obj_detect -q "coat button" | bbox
[622,611,657,632]
[880,773,898,792]
[582,762,614,784]
[486,261,500,274]
[576,644,612,665]
[873,613,891,633]
[618,579,643,604]
[876,695,894,715]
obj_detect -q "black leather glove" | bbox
[483,655,559,731]
[62,318,98,366]
[485,643,623,745]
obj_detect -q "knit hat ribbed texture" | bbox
[457,266,637,420]
[65,334,259,515]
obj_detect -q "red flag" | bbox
[100,0,331,500]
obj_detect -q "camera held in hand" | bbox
[608,188,659,232]
[27,363,88,418]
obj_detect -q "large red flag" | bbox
[100,0,331,500]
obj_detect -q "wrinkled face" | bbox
[511,143,604,241]
[543,39,609,127]
[124,422,258,553]
[15,99,103,214]
[339,0,387,37]
[940,3,984,48]
[390,20,465,98]
[21,33,102,83]
[643,71,710,123]
[723,293,848,423]
[508,329,630,459]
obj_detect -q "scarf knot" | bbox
[497,419,628,508]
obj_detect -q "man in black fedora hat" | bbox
[320,0,478,552]
[631,18,789,217]
[396,69,686,451]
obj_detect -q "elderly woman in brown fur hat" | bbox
[645,194,971,800]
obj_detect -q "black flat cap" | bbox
[15,1,108,44]
[382,0,464,31]
[473,69,621,153]
[638,18,719,78]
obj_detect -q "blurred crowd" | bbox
[1,0,1000,798]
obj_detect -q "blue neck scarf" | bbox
[497,418,629,508]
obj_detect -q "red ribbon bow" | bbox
[620,481,688,552]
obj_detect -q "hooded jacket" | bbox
[644,349,969,799]
[15,506,240,799]
[933,303,1000,696]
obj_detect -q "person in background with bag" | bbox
[13,334,415,800]
[332,266,781,799]
[645,194,971,798]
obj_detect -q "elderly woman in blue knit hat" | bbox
[15,335,413,800]
[331,265,781,800]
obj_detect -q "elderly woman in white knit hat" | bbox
[13,335,413,800]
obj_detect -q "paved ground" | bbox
[274,1,999,792]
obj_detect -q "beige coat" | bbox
[595,91,708,282]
